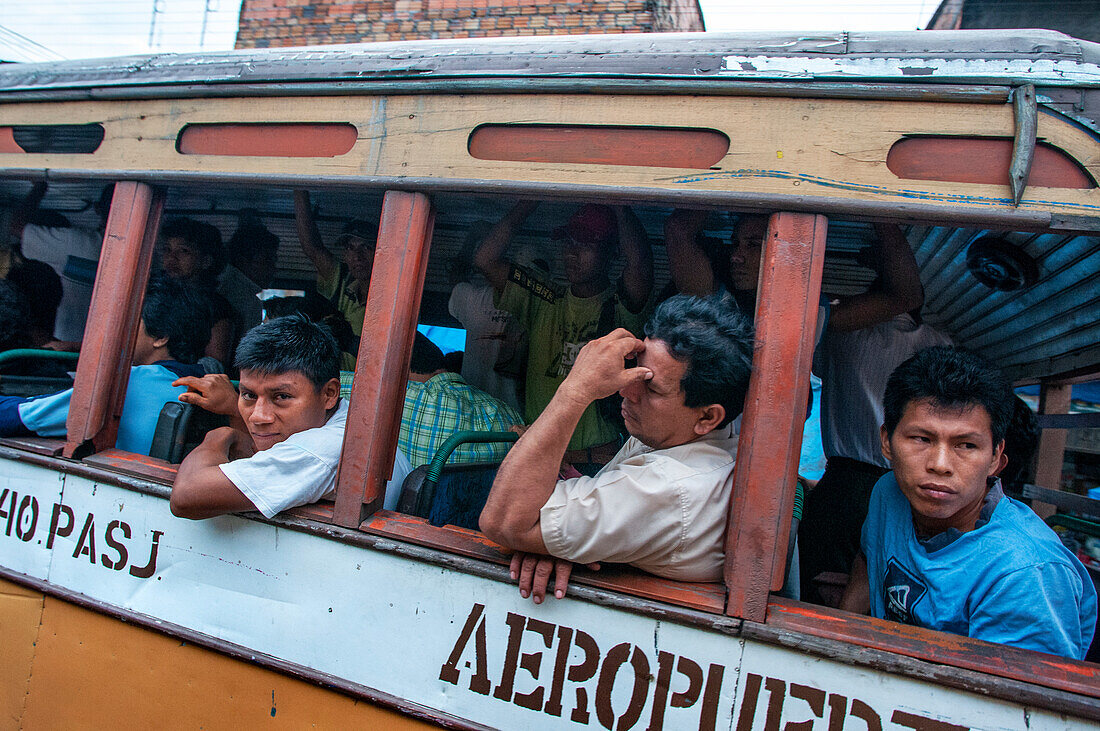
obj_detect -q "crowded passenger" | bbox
[841,346,1096,659]
[0,281,30,354]
[998,396,1041,492]
[218,209,280,334]
[1,204,63,348]
[664,208,828,340]
[170,314,412,520]
[0,280,68,379]
[8,181,107,346]
[799,222,951,605]
[159,217,238,366]
[447,220,525,412]
[400,332,523,469]
[294,189,376,344]
[479,295,753,602]
[474,201,653,474]
[0,275,213,455]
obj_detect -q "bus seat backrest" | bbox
[397,462,500,531]
[426,464,499,530]
[396,465,430,514]
[149,401,228,464]
[149,402,193,463]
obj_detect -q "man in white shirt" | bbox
[14,182,110,344]
[170,314,411,519]
[479,295,754,602]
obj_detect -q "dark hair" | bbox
[732,212,770,235]
[234,313,340,390]
[228,210,280,265]
[141,274,214,364]
[410,332,444,375]
[0,280,30,351]
[335,219,378,249]
[883,346,1014,446]
[1001,396,1040,488]
[644,294,754,428]
[161,217,226,278]
[6,258,61,336]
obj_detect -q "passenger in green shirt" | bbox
[294,190,375,370]
[474,201,652,472]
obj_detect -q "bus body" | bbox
[0,30,1097,728]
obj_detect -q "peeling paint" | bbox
[719,55,1100,85]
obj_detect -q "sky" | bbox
[0,0,939,63]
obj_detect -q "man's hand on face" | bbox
[174,374,240,417]
[559,329,651,408]
[510,552,600,604]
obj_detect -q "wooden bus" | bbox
[0,29,1097,729]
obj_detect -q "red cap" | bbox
[560,204,616,246]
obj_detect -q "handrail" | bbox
[424,430,518,490]
[0,348,79,366]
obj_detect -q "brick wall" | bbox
[235,0,704,48]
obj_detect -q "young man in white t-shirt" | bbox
[170,313,410,519]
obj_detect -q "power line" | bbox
[0,23,65,62]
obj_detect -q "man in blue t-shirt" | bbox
[0,275,212,456]
[842,346,1096,660]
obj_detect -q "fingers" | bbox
[552,559,573,600]
[172,375,202,389]
[518,553,540,600]
[531,557,555,604]
[513,553,577,603]
[622,365,653,383]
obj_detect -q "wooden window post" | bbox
[64,182,163,458]
[1032,381,1071,519]
[724,212,827,622]
[333,191,435,528]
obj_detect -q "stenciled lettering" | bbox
[128,530,163,578]
[733,673,969,731]
[440,603,725,730]
[73,513,97,562]
[513,617,555,711]
[568,629,601,724]
[5,494,163,581]
[1,488,16,536]
[439,603,492,695]
[15,494,38,542]
[47,502,74,549]
[594,643,649,730]
[101,520,131,570]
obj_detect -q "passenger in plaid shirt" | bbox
[399,333,524,468]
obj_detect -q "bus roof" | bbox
[0,29,1098,100]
